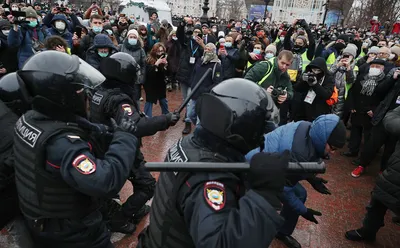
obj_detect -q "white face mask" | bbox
[369,67,382,76]
[280,37,284,42]
[55,21,66,31]
[2,30,10,36]
[12,7,18,11]
[172,36,178,40]
[362,42,369,48]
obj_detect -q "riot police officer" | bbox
[0,72,33,247]
[91,52,180,233]
[13,51,139,248]
[138,78,289,248]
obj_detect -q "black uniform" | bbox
[138,78,285,248]
[13,51,139,247]
[90,84,169,217]
[138,130,284,248]
[0,100,19,228]
[13,110,138,247]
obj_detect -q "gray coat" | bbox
[119,40,146,84]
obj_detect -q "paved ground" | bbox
[1,89,400,248]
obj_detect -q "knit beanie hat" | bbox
[127,29,139,38]
[342,45,357,57]
[391,46,400,56]
[265,44,277,55]
[368,46,379,54]
[327,120,346,148]
[24,7,38,18]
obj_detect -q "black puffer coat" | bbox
[372,106,400,214]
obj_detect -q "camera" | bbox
[302,72,316,84]
[11,11,28,25]
[271,87,286,102]
[338,66,347,72]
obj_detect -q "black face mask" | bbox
[372,40,378,46]
[293,45,302,51]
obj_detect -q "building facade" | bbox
[167,0,218,17]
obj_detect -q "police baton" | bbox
[144,161,326,174]
[175,68,212,114]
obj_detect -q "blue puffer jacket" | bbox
[8,24,46,69]
[46,14,73,48]
[85,34,118,70]
[246,114,340,214]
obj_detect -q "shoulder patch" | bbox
[72,155,96,175]
[121,104,133,116]
[92,92,104,105]
[167,138,188,163]
[204,181,226,211]
[15,115,42,148]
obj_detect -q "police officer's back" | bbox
[90,52,180,233]
[13,51,139,248]
[138,78,289,248]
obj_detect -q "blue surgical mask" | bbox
[253,49,261,55]
[93,26,103,33]
[128,38,138,45]
[265,53,274,59]
[110,20,115,24]
[224,42,232,48]
[28,20,38,28]
[98,51,109,57]
[130,19,135,23]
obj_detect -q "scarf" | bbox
[202,52,219,64]
[360,72,385,96]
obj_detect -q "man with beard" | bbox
[322,34,348,69]
[187,43,223,125]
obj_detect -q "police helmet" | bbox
[196,78,279,154]
[17,51,105,118]
[99,52,140,86]
[0,72,31,116]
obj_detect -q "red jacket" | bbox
[370,20,381,33]
[393,23,400,34]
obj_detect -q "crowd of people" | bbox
[0,1,399,248]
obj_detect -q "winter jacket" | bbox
[45,14,73,48]
[176,23,204,86]
[189,58,223,100]
[371,71,400,125]
[165,39,181,73]
[8,24,46,69]
[294,57,335,121]
[370,20,381,33]
[143,61,167,103]
[244,57,294,99]
[0,21,18,77]
[246,114,341,214]
[119,39,146,84]
[85,34,118,70]
[372,106,400,214]
[329,57,357,117]
[218,47,239,80]
[393,23,400,34]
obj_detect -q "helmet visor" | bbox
[72,57,105,89]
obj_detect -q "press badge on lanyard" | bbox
[190,40,199,64]
[304,90,316,104]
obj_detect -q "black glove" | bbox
[247,151,290,208]
[301,208,322,224]
[307,176,331,195]
[166,112,180,126]
[110,113,137,134]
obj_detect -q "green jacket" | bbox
[244,58,293,99]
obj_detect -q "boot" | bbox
[182,122,191,134]
[276,233,301,248]
[110,210,136,234]
[131,205,151,224]
[345,228,376,242]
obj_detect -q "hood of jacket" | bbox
[306,57,330,76]
[88,34,118,52]
[309,114,340,156]
[50,14,70,29]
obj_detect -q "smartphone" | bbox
[75,26,82,38]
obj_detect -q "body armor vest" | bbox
[143,135,234,248]
[13,110,93,219]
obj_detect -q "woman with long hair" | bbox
[144,42,169,117]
